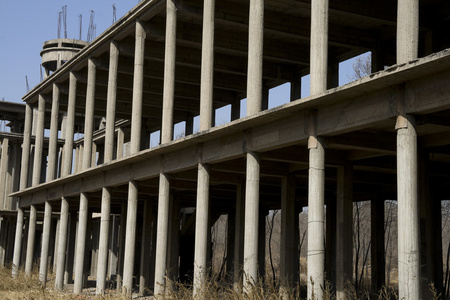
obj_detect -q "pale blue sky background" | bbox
[0,1,137,103]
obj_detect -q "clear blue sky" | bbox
[0,0,137,103]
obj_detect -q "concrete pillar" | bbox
[6,217,16,265]
[64,211,77,284]
[130,21,146,154]
[290,72,301,101]
[226,209,236,280]
[243,151,260,289]
[12,208,24,277]
[116,128,125,159]
[24,205,37,275]
[233,183,245,291]
[83,210,93,287]
[199,0,215,131]
[371,199,385,292]
[116,203,127,291]
[310,0,328,95]
[336,165,353,299]
[47,84,60,181]
[139,200,153,296]
[258,208,266,279]
[397,115,420,300]
[167,195,180,290]
[397,0,419,64]
[280,176,297,295]
[62,72,77,177]
[307,137,325,300]
[105,42,119,163]
[20,103,33,190]
[39,201,53,284]
[308,0,328,294]
[0,138,9,208]
[193,163,210,296]
[325,198,336,286]
[246,0,264,115]
[55,197,69,290]
[82,59,96,170]
[122,180,139,296]
[231,99,241,121]
[32,95,46,186]
[154,173,171,295]
[74,192,88,294]
[161,0,177,144]
[186,114,194,136]
[53,219,60,273]
[9,142,21,210]
[96,187,111,294]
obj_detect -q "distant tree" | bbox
[348,53,372,81]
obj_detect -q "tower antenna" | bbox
[79,14,82,40]
[112,4,117,24]
[87,10,96,42]
[26,76,30,93]
[62,5,67,39]
[57,11,62,38]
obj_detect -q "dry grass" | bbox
[0,265,442,300]
[0,265,128,300]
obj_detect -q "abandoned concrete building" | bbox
[2,0,450,298]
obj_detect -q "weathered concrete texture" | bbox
[154,173,170,295]
[193,163,210,297]
[397,115,420,300]
[199,0,215,131]
[9,0,450,299]
[307,137,325,300]
[243,151,260,289]
[74,193,88,294]
[39,201,52,284]
[122,180,139,296]
[96,187,111,294]
[55,198,69,290]
[161,0,177,144]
